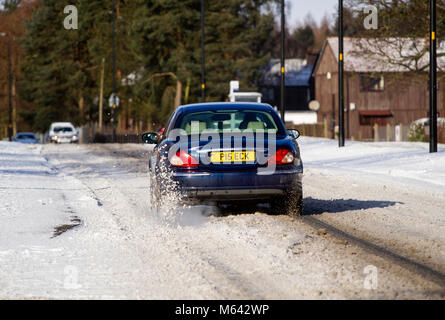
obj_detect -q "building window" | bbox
[360,75,384,92]
[360,115,391,126]
[359,111,392,126]
[359,114,372,126]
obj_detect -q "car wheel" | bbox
[271,189,303,216]
[285,190,303,216]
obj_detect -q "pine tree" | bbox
[205,0,275,100]
[19,1,72,132]
[19,0,277,131]
[292,25,315,59]
[3,0,21,13]
[130,0,276,126]
[19,0,139,132]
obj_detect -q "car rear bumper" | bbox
[184,188,286,201]
[48,136,78,144]
[169,168,303,201]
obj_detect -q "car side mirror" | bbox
[142,132,160,144]
[287,129,300,140]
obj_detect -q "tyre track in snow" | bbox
[300,167,445,293]
[300,215,445,288]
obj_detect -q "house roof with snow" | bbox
[315,37,445,73]
[261,59,314,87]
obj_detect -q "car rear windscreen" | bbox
[54,127,73,133]
[175,110,281,135]
[17,134,36,140]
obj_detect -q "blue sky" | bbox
[288,0,338,28]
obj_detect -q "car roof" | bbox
[16,132,36,136]
[50,122,75,127]
[176,102,275,113]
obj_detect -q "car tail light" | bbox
[268,149,295,165]
[169,150,199,168]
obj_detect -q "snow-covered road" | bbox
[0,139,444,299]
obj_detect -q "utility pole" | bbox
[331,94,336,139]
[346,74,350,139]
[112,0,117,143]
[430,0,438,153]
[0,32,12,140]
[99,58,105,131]
[12,73,16,137]
[201,0,206,102]
[280,0,286,122]
[7,36,12,141]
[338,0,345,147]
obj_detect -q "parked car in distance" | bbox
[47,122,79,144]
[12,132,39,144]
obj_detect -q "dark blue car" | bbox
[12,132,39,144]
[143,103,303,215]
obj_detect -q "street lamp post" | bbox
[201,0,206,102]
[7,36,12,142]
[338,0,345,147]
[0,33,12,141]
[430,0,438,153]
[280,0,286,122]
[112,0,117,143]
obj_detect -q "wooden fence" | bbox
[79,124,144,144]
[286,121,445,144]
[286,121,331,139]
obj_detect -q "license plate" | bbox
[210,151,255,163]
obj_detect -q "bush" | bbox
[408,123,426,142]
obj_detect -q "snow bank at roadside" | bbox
[0,142,114,299]
[299,137,445,194]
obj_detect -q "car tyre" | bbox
[285,190,303,216]
[271,189,303,216]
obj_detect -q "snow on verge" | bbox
[299,137,445,195]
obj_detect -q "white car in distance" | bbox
[48,122,79,144]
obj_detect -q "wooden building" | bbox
[313,37,445,140]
